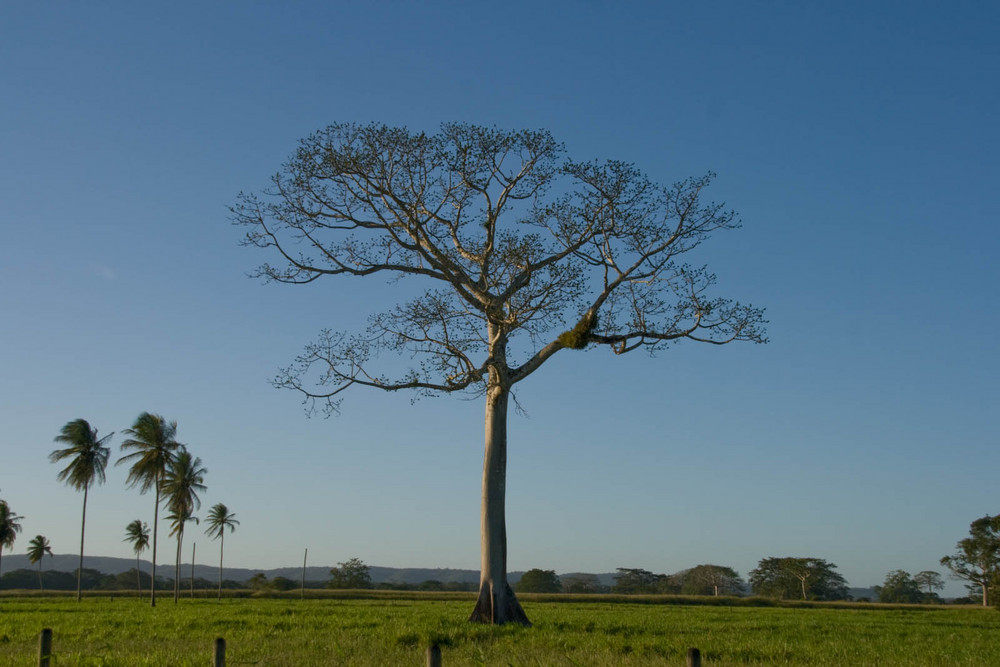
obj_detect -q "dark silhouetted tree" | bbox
[562,573,603,594]
[26,535,52,590]
[117,412,183,607]
[204,502,239,600]
[749,557,848,601]
[875,570,923,603]
[51,418,112,601]
[679,564,744,596]
[328,557,373,589]
[160,450,206,603]
[612,567,663,594]
[123,519,150,594]
[515,568,562,593]
[913,570,944,598]
[0,498,23,578]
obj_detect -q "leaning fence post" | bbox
[213,637,226,667]
[426,644,442,667]
[686,647,701,667]
[37,628,53,667]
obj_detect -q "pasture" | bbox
[1,593,997,666]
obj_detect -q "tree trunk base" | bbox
[468,582,531,626]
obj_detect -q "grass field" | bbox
[1,592,998,666]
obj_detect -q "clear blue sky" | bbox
[1,2,997,596]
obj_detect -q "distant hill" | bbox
[0,553,622,587]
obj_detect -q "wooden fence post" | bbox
[426,644,442,667]
[686,647,701,667]
[213,637,226,667]
[37,628,53,667]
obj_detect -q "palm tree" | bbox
[26,535,53,590]
[204,503,239,600]
[160,450,207,603]
[165,505,199,603]
[50,418,112,602]
[0,498,24,577]
[117,412,183,607]
[123,519,150,595]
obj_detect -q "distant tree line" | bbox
[0,567,244,592]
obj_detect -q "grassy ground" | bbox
[1,593,997,666]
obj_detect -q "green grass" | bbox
[1,594,998,665]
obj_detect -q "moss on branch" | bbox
[557,312,597,350]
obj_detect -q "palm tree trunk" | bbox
[38,561,43,590]
[77,483,88,602]
[0,545,4,578]
[136,554,141,595]
[151,479,160,607]
[218,532,224,601]
[190,542,195,598]
[174,528,183,603]
[468,381,530,626]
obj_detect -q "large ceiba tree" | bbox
[233,123,767,625]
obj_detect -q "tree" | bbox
[117,412,183,607]
[561,573,603,594]
[611,567,663,594]
[233,123,767,624]
[50,418,113,601]
[204,503,239,600]
[270,576,296,591]
[515,568,562,593]
[328,557,373,589]
[160,449,207,603]
[247,572,268,591]
[0,498,23,578]
[875,570,923,604]
[941,514,1000,606]
[679,564,744,596]
[123,519,151,595]
[913,570,944,598]
[749,557,849,601]
[26,535,53,590]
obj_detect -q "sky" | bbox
[1,2,997,597]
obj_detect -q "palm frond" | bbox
[116,412,183,494]
[204,503,239,539]
[50,419,112,491]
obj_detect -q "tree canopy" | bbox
[515,569,562,593]
[328,557,373,589]
[941,514,1000,606]
[612,567,663,594]
[678,564,745,596]
[875,570,924,604]
[749,557,849,601]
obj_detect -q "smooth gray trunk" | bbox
[468,380,530,625]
